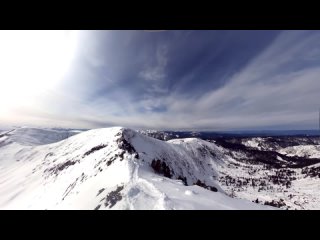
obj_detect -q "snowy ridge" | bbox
[242,136,320,160]
[0,127,80,146]
[0,127,271,210]
[279,145,320,158]
[242,138,265,150]
[136,129,175,141]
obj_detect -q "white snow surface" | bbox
[0,127,271,210]
[242,138,265,150]
[0,127,80,146]
[279,145,320,158]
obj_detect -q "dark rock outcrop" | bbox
[151,159,172,178]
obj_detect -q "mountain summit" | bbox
[0,127,270,210]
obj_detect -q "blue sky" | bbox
[1,30,320,130]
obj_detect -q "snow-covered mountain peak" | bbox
[0,126,271,210]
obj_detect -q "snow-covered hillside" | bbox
[279,145,320,158]
[241,136,320,153]
[0,127,271,210]
[209,137,320,209]
[0,127,80,146]
[136,129,176,141]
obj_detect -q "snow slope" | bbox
[0,127,80,146]
[0,127,271,210]
[279,145,320,158]
[242,138,266,150]
[213,146,320,210]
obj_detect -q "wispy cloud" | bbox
[1,30,320,130]
[139,45,168,82]
[158,31,320,130]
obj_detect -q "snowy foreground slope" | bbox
[0,127,271,210]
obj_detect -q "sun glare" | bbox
[0,30,79,114]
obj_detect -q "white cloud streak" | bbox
[2,31,320,130]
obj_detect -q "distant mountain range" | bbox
[140,129,320,140]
